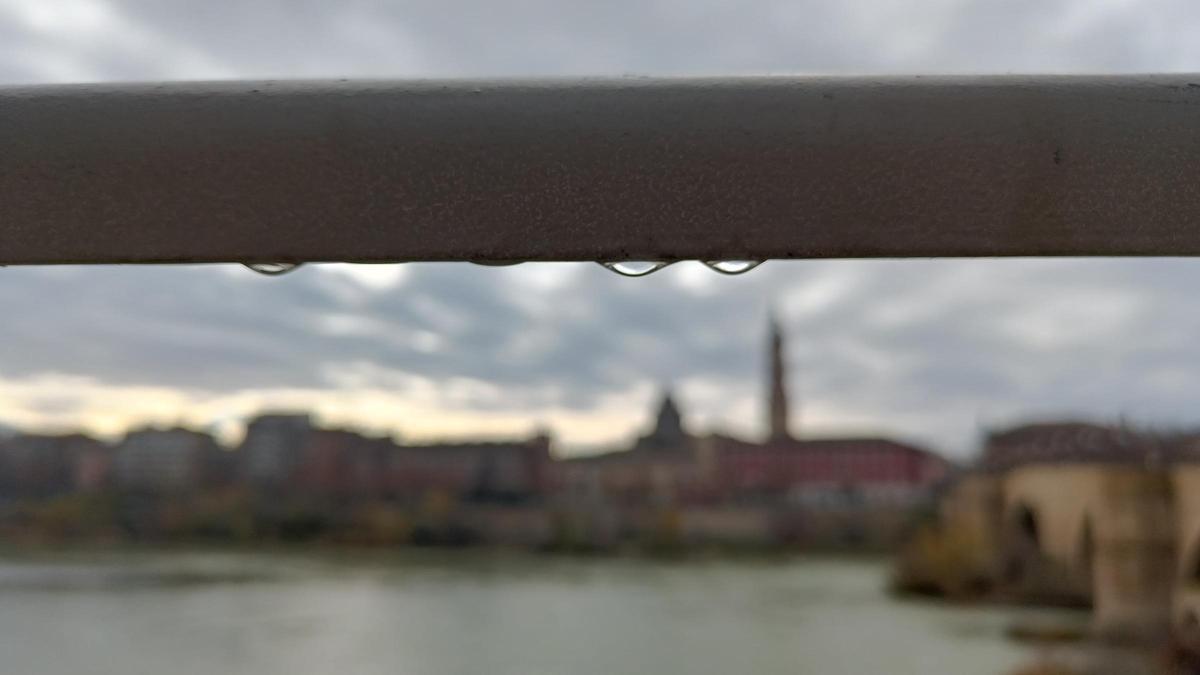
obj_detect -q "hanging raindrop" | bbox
[598,261,674,277]
[244,262,303,276]
[702,260,764,275]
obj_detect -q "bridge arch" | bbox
[996,464,1174,631]
[1014,503,1040,548]
[1003,501,1043,584]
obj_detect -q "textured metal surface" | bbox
[2,76,1200,264]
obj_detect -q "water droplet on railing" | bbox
[598,261,673,277]
[470,261,524,267]
[244,262,302,276]
[702,260,764,275]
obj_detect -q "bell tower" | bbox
[768,313,792,441]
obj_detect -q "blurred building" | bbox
[237,417,553,506]
[288,428,389,499]
[380,434,553,503]
[0,433,110,497]
[557,390,704,506]
[113,427,223,492]
[706,435,949,506]
[979,421,1199,470]
[74,439,115,492]
[553,317,951,548]
[239,413,315,486]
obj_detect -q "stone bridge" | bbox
[942,462,1196,640]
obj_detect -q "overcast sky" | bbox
[2,0,1200,458]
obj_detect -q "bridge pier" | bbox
[1169,467,1200,651]
[1091,470,1176,641]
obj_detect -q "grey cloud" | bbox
[5,0,1200,86]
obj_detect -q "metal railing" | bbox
[2,76,1199,265]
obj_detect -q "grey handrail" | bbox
[2,76,1199,264]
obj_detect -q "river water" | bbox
[0,550,1074,675]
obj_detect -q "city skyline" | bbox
[0,310,904,456]
[0,326,951,553]
[6,259,1200,460]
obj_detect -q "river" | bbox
[0,549,1076,675]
